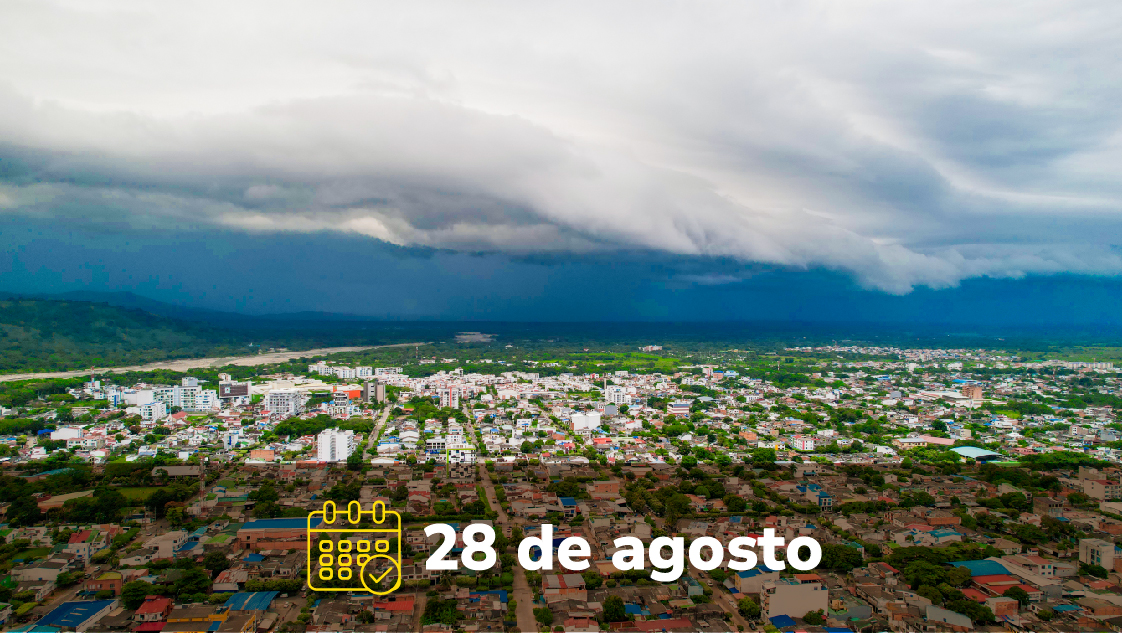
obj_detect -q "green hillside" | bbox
[0,299,253,372]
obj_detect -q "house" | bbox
[135,596,174,622]
[84,571,124,596]
[120,547,157,567]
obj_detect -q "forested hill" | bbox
[0,298,256,373]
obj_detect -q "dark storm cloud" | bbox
[0,0,1121,298]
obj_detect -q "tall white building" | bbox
[317,429,357,462]
[571,411,602,431]
[264,389,308,417]
[139,401,168,421]
[440,388,460,409]
[152,385,218,412]
[604,385,631,406]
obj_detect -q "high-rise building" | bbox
[605,385,630,406]
[264,389,308,417]
[571,411,602,431]
[440,388,460,409]
[362,380,386,404]
[317,429,357,462]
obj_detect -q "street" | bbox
[477,461,535,633]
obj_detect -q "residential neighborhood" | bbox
[0,343,1121,632]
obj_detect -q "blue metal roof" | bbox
[559,497,577,506]
[951,446,1002,459]
[37,601,115,628]
[240,517,321,530]
[471,590,509,603]
[949,560,1009,576]
[243,553,266,562]
[769,614,797,628]
[224,591,279,611]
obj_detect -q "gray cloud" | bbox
[1,0,1121,294]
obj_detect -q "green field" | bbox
[16,547,51,560]
[117,486,168,501]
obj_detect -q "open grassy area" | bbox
[15,547,51,560]
[117,486,168,501]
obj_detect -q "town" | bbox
[0,341,1120,632]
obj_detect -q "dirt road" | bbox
[477,461,534,633]
[0,342,428,383]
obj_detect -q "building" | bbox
[570,411,602,432]
[138,401,168,421]
[317,429,356,462]
[439,388,460,409]
[788,435,815,451]
[960,385,984,401]
[1084,479,1122,500]
[1033,496,1066,518]
[263,389,307,417]
[604,385,630,406]
[35,600,118,632]
[761,575,829,619]
[1080,538,1120,571]
[238,517,322,551]
[362,380,386,404]
[219,381,251,404]
[667,401,691,416]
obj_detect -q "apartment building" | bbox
[316,429,357,462]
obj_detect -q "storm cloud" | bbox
[2,0,1122,295]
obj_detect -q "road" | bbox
[367,406,392,454]
[477,461,534,633]
[695,569,752,631]
[411,592,427,631]
[0,342,429,383]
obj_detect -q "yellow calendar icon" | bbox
[307,500,403,595]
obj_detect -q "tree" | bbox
[1003,586,1029,606]
[1081,563,1109,578]
[803,610,825,625]
[917,585,944,605]
[122,580,154,609]
[820,544,863,572]
[173,568,211,597]
[947,566,973,587]
[903,560,947,589]
[603,595,627,622]
[7,496,42,527]
[534,607,554,626]
[165,506,187,527]
[204,551,231,573]
[346,450,364,471]
[737,597,761,620]
[725,495,747,513]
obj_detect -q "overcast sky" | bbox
[2,1,1121,321]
